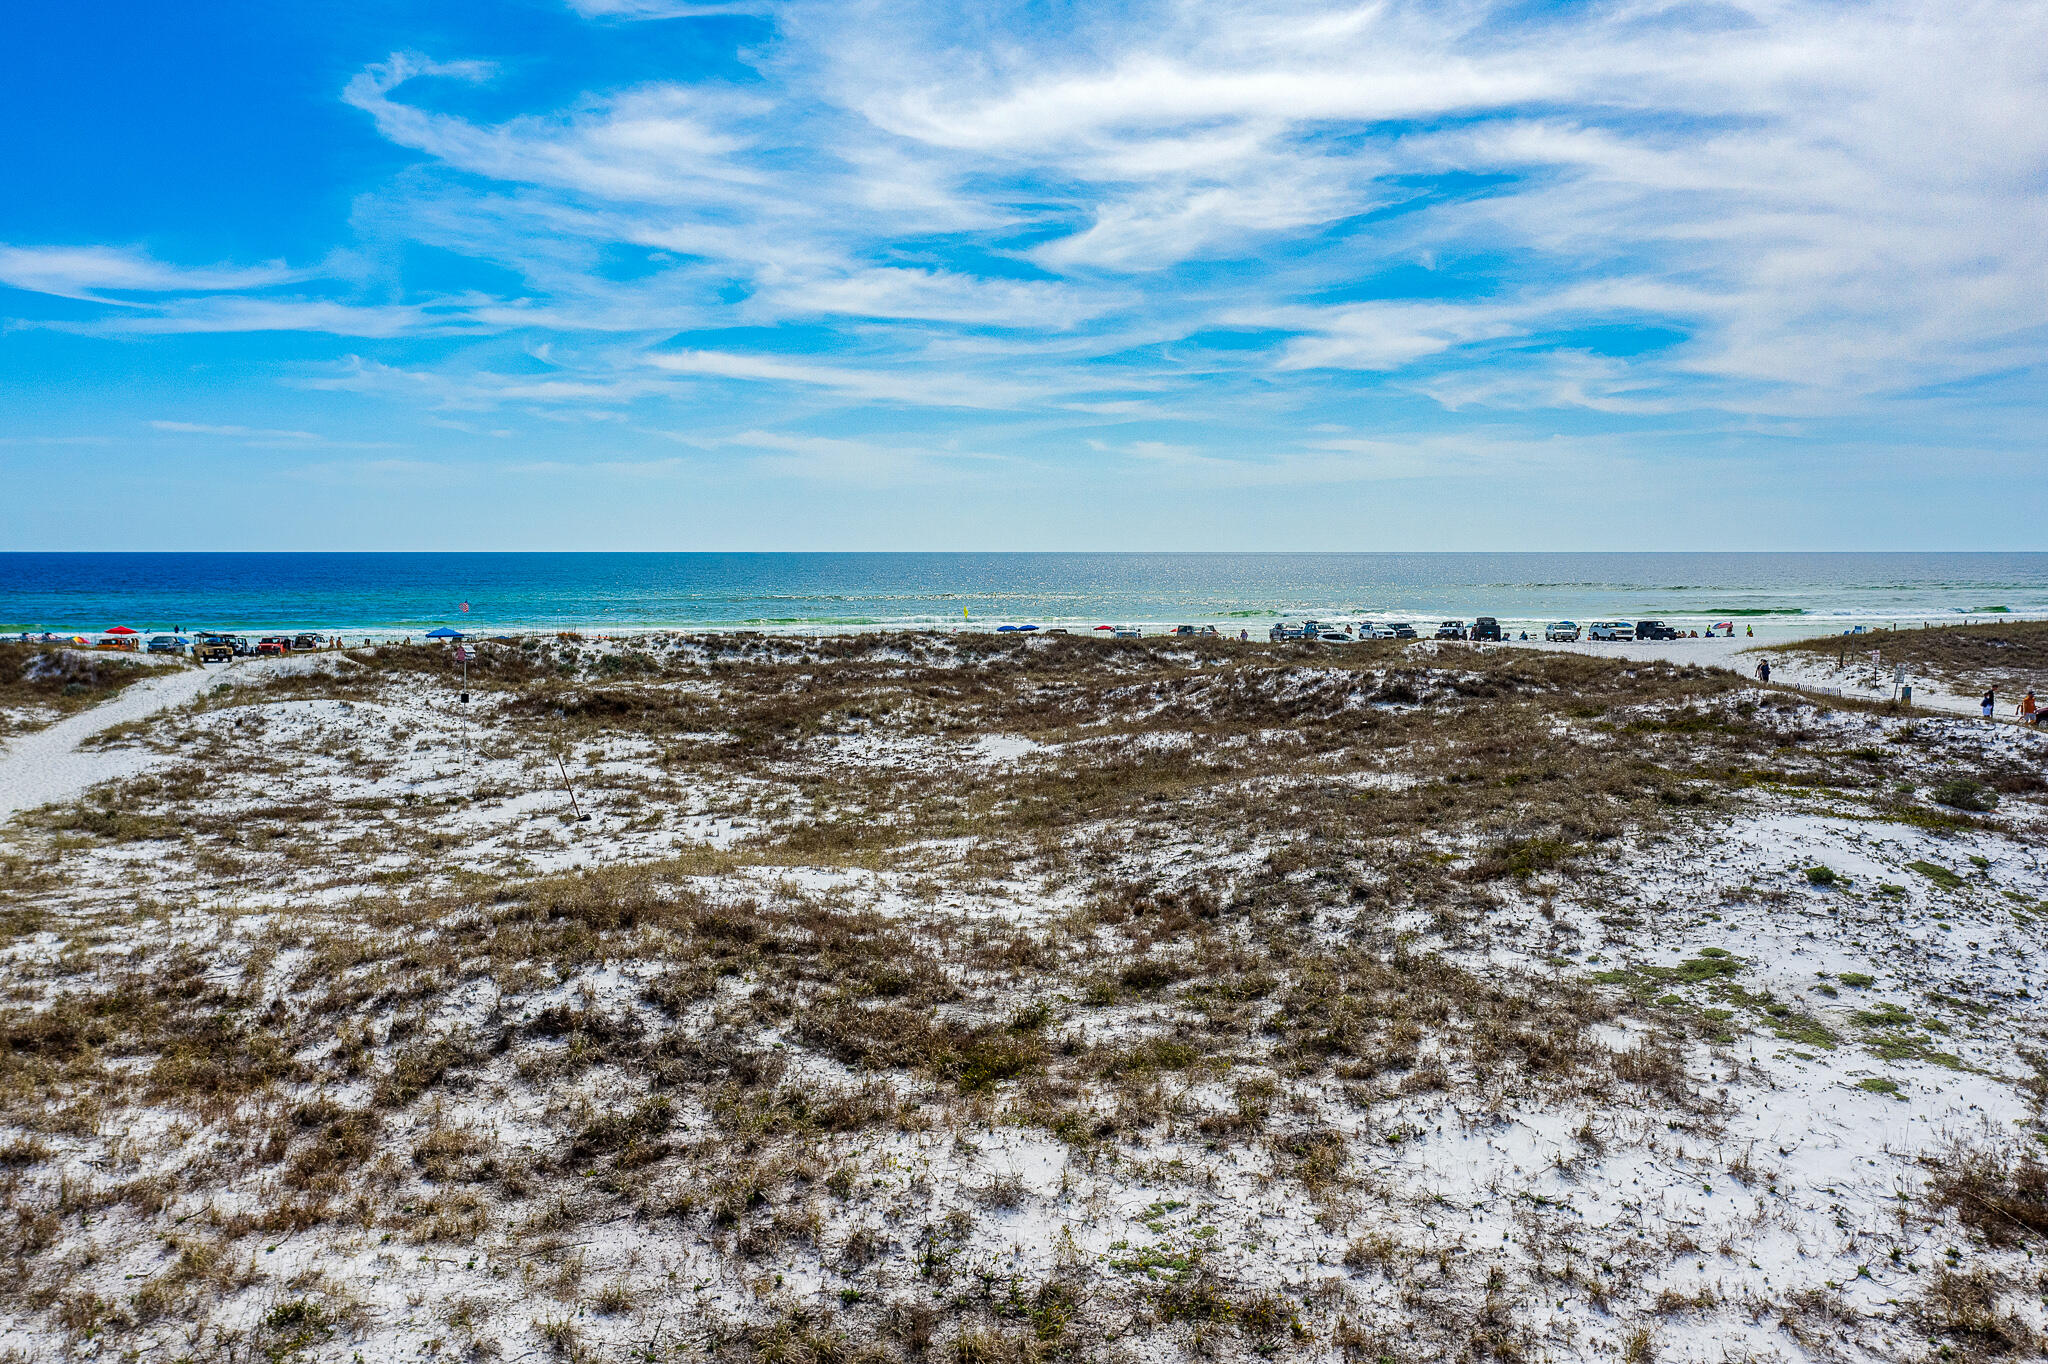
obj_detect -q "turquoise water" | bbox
[3,552,2044,640]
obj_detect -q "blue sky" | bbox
[2,0,2044,550]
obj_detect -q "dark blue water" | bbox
[3,552,2044,639]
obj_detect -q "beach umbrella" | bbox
[425,627,465,639]
[1094,625,1114,631]
[104,626,138,635]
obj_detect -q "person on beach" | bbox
[2022,691,2038,725]
[1746,624,1753,637]
[1982,689,1996,719]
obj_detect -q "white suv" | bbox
[1544,621,1580,642]
[1589,621,1635,641]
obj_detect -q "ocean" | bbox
[3,552,2045,641]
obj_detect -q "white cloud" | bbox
[151,421,323,441]
[0,245,303,302]
[149,419,400,449]
[770,268,1104,327]
[344,54,765,207]
[67,297,463,338]
[8,0,2048,458]
[644,348,1040,409]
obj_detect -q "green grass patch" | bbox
[1908,861,1964,891]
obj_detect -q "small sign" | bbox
[453,645,470,662]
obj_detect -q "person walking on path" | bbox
[1982,688,1996,720]
[2022,690,2038,726]
[1755,659,1772,683]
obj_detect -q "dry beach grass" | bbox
[0,643,162,740]
[0,632,2045,1362]
[1767,620,2048,697]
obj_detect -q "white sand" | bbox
[1497,633,1997,718]
[0,660,233,822]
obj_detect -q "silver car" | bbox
[1544,621,1580,642]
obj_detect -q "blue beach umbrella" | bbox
[425,627,465,639]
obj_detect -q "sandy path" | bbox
[0,662,237,823]
[1493,634,1990,717]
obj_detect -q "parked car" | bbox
[291,632,320,651]
[1469,617,1503,641]
[1268,622,1303,642]
[1544,621,1581,642]
[1113,626,1142,639]
[1386,621,1418,639]
[1634,619,1679,641]
[196,636,235,665]
[95,636,139,652]
[1589,621,1635,641]
[257,636,290,656]
[1436,620,1467,639]
[1315,630,1355,643]
[145,635,186,655]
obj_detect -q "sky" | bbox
[1,0,2044,551]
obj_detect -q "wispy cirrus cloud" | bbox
[151,420,323,441]
[149,420,399,449]
[5,0,2045,513]
[0,245,305,303]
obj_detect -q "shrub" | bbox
[1931,778,1997,812]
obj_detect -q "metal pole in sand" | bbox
[554,746,587,822]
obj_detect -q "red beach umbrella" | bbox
[1094,624,1114,631]
[104,626,139,635]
